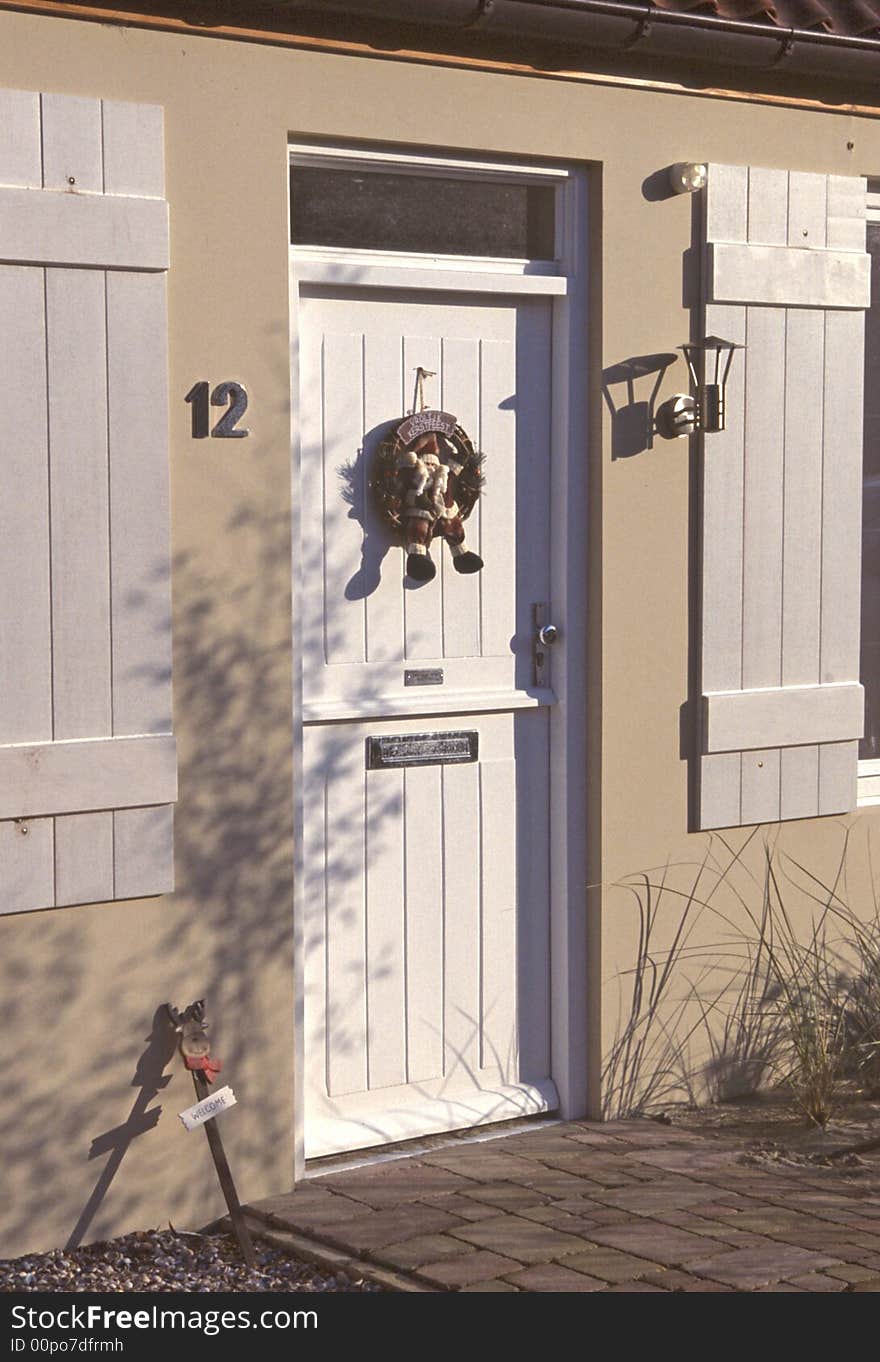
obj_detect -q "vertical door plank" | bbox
[480,758,518,1080]
[362,331,405,665]
[402,334,443,660]
[441,762,481,1081]
[514,301,552,689]
[0,89,41,186]
[302,739,330,1109]
[40,93,102,191]
[324,741,368,1098]
[403,766,444,1084]
[101,101,164,197]
[480,336,517,659]
[323,331,367,667]
[299,302,328,695]
[513,709,551,1082]
[440,336,482,659]
[365,768,406,1090]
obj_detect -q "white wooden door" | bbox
[299,285,559,1156]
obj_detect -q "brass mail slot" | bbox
[367,731,479,770]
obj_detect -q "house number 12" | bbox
[185,380,249,439]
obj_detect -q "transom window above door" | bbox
[289,146,568,270]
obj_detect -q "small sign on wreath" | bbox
[372,400,485,583]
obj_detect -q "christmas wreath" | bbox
[372,407,485,583]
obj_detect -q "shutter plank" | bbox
[107,269,174,895]
[781,745,820,822]
[705,162,748,241]
[748,167,788,245]
[787,171,827,248]
[0,820,55,916]
[821,308,865,683]
[46,266,114,904]
[819,740,858,814]
[55,813,114,907]
[698,165,748,829]
[107,272,171,736]
[781,307,825,817]
[47,268,112,739]
[0,89,41,186]
[742,307,786,692]
[826,175,867,252]
[0,267,52,743]
[114,805,174,900]
[740,219,786,822]
[40,93,102,192]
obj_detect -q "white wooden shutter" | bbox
[698,164,870,830]
[0,89,175,911]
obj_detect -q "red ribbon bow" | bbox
[184,1054,223,1083]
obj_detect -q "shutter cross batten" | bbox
[0,89,175,913]
[698,163,868,830]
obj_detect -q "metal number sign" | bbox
[185,380,249,439]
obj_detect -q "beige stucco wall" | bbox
[2,7,880,1258]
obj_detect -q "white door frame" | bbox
[288,143,590,1174]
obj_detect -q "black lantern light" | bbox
[656,334,744,439]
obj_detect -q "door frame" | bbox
[288,142,590,1174]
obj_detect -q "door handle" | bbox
[533,604,560,687]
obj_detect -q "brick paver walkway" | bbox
[248,1119,880,1291]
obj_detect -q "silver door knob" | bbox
[538,623,560,647]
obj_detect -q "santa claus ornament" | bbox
[373,374,485,583]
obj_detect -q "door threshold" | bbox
[302,1111,562,1180]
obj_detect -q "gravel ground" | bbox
[0,1228,383,1293]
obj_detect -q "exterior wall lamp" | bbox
[655,335,744,439]
[668,162,707,195]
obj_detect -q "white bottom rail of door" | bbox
[308,1078,560,1159]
